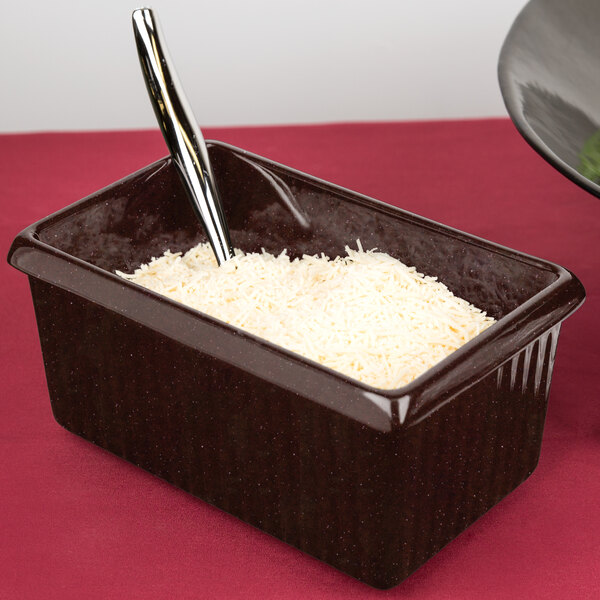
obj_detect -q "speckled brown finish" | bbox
[8,142,585,588]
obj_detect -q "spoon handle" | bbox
[132,7,234,265]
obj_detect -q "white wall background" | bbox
[0,0,527,132]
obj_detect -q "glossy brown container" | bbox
[8,142,585,589]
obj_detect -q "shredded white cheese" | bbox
[117,241,495,389]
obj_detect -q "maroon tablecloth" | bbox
[1,120,598,599]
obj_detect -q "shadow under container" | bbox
[8,142,585,589]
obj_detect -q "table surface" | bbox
[1,120,599,599]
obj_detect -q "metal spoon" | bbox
[132,7,234,264]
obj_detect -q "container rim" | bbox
[7,140,586,430]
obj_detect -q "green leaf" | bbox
[578,130,600,183]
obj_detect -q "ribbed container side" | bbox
[30,278,563,589]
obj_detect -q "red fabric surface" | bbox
[1,120,599,599]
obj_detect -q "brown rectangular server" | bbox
[8,141,585,589]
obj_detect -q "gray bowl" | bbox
[499,0,600,198]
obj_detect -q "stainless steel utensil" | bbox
[132,7,234,264]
